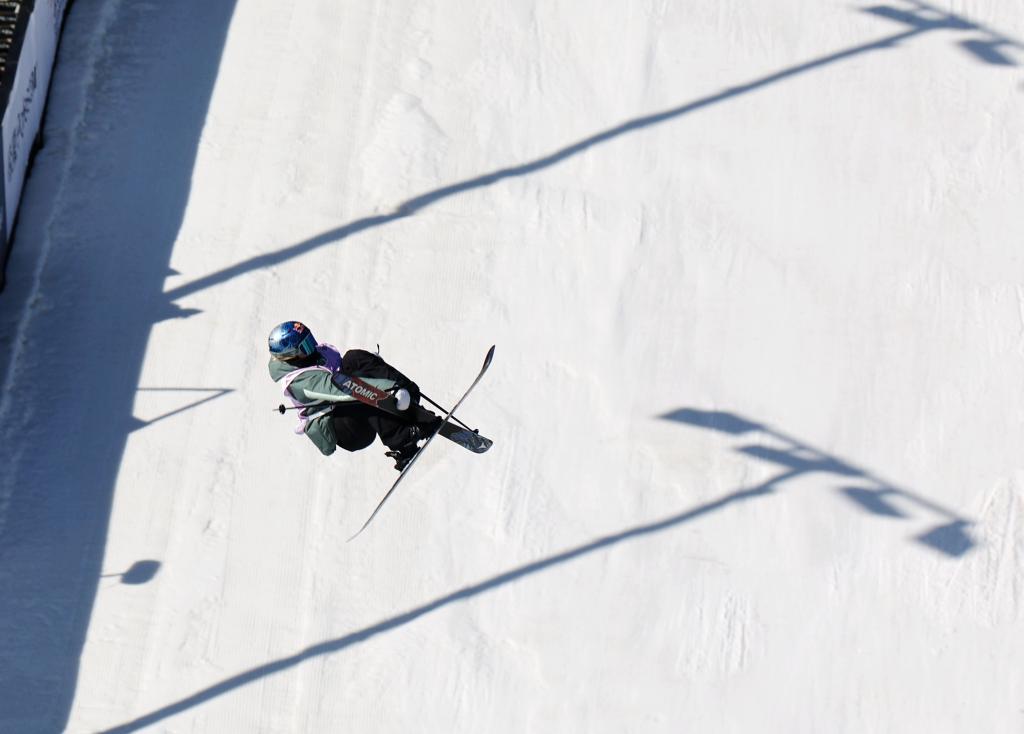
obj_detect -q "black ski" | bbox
[347,345,495,541]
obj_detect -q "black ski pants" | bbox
[329,402,438,453]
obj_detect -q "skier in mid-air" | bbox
[268,321,441,470]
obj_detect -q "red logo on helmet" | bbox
[293,322,304,332]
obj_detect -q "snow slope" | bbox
[1,0,1022,732]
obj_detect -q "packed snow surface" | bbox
[1,1,1022,732]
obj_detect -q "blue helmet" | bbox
[268,321,318,361]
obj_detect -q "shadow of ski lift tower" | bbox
[660,409,976,558]
[839,486,975,556]
[865,1,1024,67]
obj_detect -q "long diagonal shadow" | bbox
[130,387,235,431]
[99,481,777,734]
[163,2,1022,305]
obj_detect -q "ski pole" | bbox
[419,392,478,433]
[275,403,328,414]
[277,394,478,433]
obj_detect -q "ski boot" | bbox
[384,424,428,472]
[385,443,420,472]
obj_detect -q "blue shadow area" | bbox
[0,2,237,732]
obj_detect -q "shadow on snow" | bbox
[163,1,1022,304]
[0,1,238,732]
[0,1,1014,732]
[97,482,789,733]
[97,408,975,733]
[659,408,975,557]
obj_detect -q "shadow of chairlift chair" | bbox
[100,559,161,585]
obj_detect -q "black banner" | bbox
[0,0,72,290]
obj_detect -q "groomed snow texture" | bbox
[0,1,1022,732]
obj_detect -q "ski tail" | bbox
[438,423,492,453]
